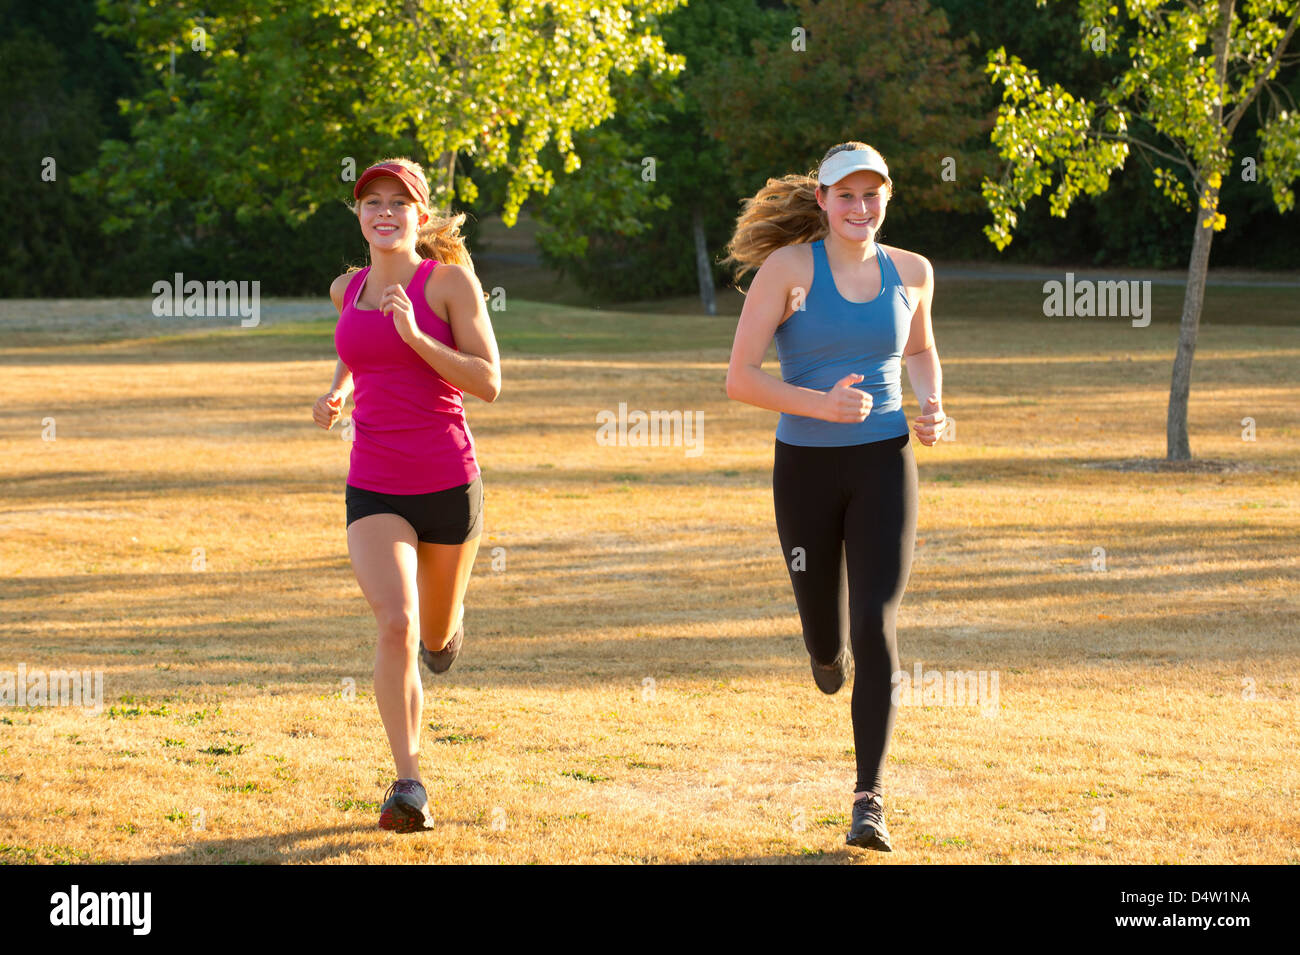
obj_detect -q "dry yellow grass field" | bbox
[1,285,1296,864]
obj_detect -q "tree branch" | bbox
[1096,130,1195,176]
[1225,2,1300,137]
[1212,0,1235,133]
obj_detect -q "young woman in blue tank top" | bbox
[724,142,949,851]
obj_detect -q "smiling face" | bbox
[817,170,890,243]
[357,176,428,251]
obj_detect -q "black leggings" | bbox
[772,433,918,795]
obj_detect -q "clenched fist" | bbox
[820,373,873,423]
[313,391,346,430]
[912,393,947,446]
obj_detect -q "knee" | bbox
[850,604,887,638]
[375,606,417,649]
[853,595,901,630]
[850,606,899,660]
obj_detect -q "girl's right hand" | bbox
[820,373,873,423]
[313,391,345,429]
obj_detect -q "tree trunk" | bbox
[1166,0,1236,460]
[692,206,716,315]
[1166,182,1218,461]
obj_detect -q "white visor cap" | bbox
[818,146,891,190]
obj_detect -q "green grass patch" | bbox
[107,703,170,719]
[219,780,271,793]
[333,796,380,812]
[560,769,608,784]
[199,742,248,756]
[180,707,222,725]
[815,813,849,828]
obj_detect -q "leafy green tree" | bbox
[537,0,992,305]
[533,0,791,307]
[0,0,145,295]
[927,0,1193,266]
[0,28,103,294]
[983,0,1300,460]
[77,0,685,241]
[697,0,993,221]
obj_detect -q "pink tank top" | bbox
[334,259,479,494]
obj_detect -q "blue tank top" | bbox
[773,239,912,446]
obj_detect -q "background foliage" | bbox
[1,0,1294,300]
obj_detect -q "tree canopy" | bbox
[78,0,687,234]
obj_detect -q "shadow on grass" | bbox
[691,848,877,865]
[0,469,338,502]
[2,599,1293,697]
[128,823,473,864]
[3,499,1296,690]
[118,832,880,864]
[1,448,1291,513]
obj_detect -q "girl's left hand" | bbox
[913,393,948,446]
[381,285,420,344]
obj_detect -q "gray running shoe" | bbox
[811,646,852,695]
[846,792,892,851]
[378,778,433,833]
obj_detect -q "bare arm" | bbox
[328,357,353,400]
[313,273,355,429]
[403,264,501,403]
[904,347,940,408]
[725,247,870,423]
[900,255,946,445]
[327,275,353,400]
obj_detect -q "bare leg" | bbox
[348,513,423,781]
[417,536,481,652]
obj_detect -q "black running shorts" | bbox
[345,475,483,545]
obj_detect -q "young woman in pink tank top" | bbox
[311,158,501,832]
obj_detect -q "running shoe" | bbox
[378,778,433,832]
[811,645,852,695]
[419,616,463,675]
[846,792,891,851]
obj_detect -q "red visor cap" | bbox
[353,162,430,207]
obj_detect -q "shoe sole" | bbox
[379,801,432,833]
[379,795,434,831]
[846,827,892,851]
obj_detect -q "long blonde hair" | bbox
[348,157,473,272]
[720,141,892,286]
